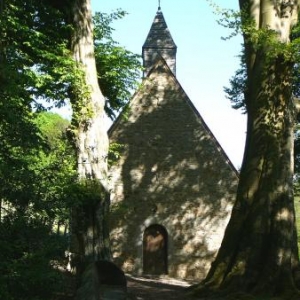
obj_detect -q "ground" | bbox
[125,195,300,300]
[126,275,196,300]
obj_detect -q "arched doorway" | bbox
[143,224,168,275]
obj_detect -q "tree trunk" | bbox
[191,1,300,299]
[68,0,111,274]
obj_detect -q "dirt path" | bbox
[126,275,196,300]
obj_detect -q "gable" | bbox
[108,58,239,280]
[109,58,237,177]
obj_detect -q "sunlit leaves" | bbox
[93,11,142,119]
[0,2,77,296]
[1,0,79,111]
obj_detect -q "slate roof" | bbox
[142,8,177,50]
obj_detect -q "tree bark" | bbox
[191,1,300,299]
[68,0,111,274]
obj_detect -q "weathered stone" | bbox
[108,7,239,282]
[95,260,127,287]
[75,261,127,300]
[142,7,177,77]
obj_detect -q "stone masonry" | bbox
[108,8,239,281]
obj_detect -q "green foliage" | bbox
[93,10,142,119]
[31,112,76,221]
[206,3,247,110]
[218,4,300,111]
[34,111,70,146]
[64,179,106,209]
[224,51,247,112]
[0,1,141,298]
[0,111,75,299]
[207,0,242,40]
[0,0,78,110]
[0,215,67,300]
[108,142,124,166]
[64,9,142,128]
[211,2,300,180]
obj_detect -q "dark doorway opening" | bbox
[143,224,168,275]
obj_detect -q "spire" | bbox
[142,7,177,77]
[158,0,161,10]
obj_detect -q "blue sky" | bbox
[91,0,247,168]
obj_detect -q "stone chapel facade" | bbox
[108,7,239,281]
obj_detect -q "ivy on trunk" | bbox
[191,1,300,299]
[67,0,111,276]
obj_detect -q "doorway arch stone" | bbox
[143,224,168,275]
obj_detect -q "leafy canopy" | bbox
[93,10,142,119]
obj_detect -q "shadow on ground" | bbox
[126,274,196,300]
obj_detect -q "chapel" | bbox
[108,6,239,281]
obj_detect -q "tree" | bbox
[0,111,75,300]
[191,1,300,299]
[0,2,78,298]
[93,11,142,119]
[0,0,76,225]
[33,112,76,229]
[44,0,142,272]
[47,0,112,272]
[52,3,113,295]
[1,0,139,297]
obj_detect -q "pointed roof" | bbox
[109,57,238,177]
[143,8,177,50]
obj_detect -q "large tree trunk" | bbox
[191,1,300,299]
[68,0,111,276]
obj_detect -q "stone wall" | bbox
[108,60,239,281]
[142,47,177,77]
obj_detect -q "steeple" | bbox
[142,7,177,77]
